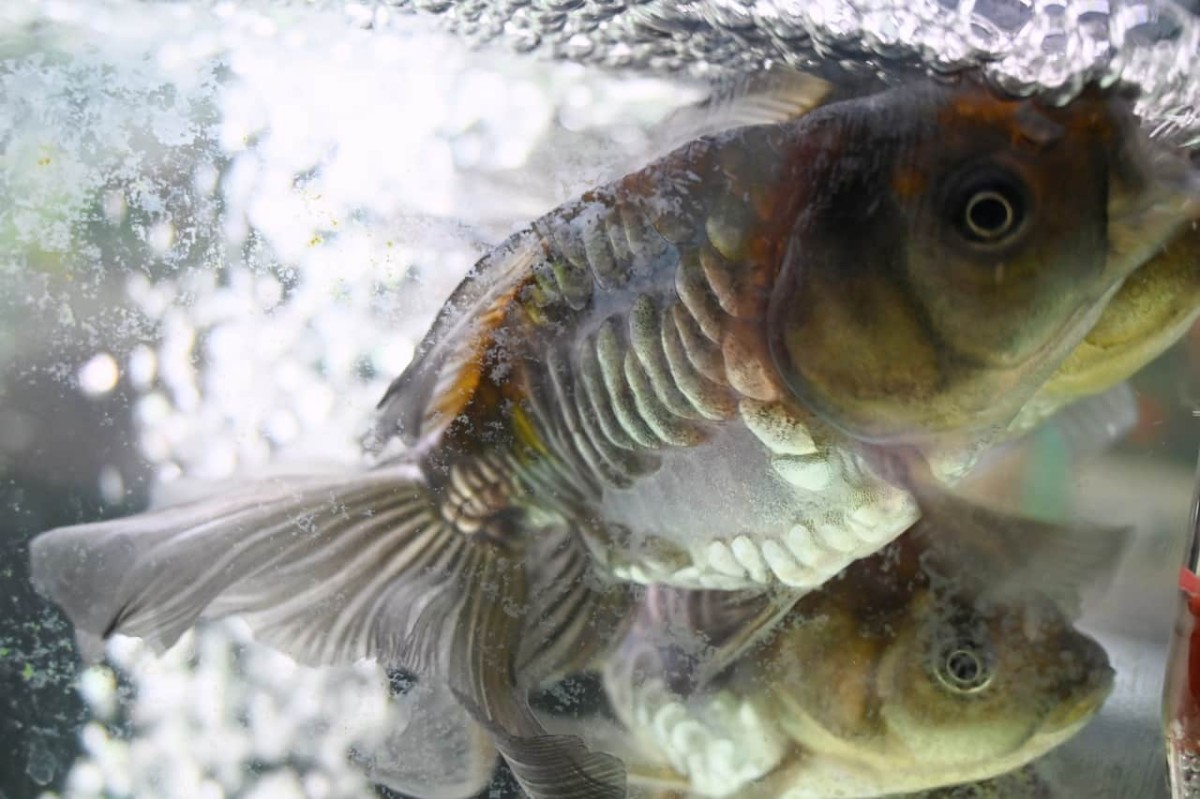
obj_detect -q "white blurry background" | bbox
[0,2,699,797]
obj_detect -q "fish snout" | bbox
[1041,634,1114,734]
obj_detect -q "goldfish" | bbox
[29,76,1199,798]
[595,510,1119,799]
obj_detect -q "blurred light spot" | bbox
[78,352,120,396]
[66,760,104,794]
[244,771,306,799]
[195,440,237,479]
[302,772,332,799]
[372,340,414,376]
[192,164,219,195]
[128,344,158,390]
[99,465,125,505]
[264,410,300,445]
[255,276,282,309]
[296,383,335,424]
[140,430,171,462]
[136,392,172,427]
[148,220,176,253]
[80,722,109,757]
[197,779,224,799]
[156,461,183,484]
[78,669,118,720]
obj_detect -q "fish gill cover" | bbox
[0,1,1196,798]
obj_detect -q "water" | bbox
[0,1,1198,797]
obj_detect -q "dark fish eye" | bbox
[945,168,1029,247]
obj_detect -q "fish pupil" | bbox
[964,190,1017,241]
[947,650,980,683]
[941,165,1029,246]
[937,642,994,693]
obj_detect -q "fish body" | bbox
[379,79,1196,591]
[29,77,1199,798]
[599,520,1115,799]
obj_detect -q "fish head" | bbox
[875,589,1113,774]
[767,80,1200,446]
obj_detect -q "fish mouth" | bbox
[1040,639,1115,736]
[1108,145,1200,268]
[1042,676,1112,735]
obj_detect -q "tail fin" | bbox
[30,464,626,798]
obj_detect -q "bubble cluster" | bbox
[2,3,693,796]
[397,0,1200,142]
[55,622,397,799]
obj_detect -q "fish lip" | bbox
[1041,652,1115,735]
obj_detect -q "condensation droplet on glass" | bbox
[78,352,120,397]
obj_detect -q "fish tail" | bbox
[29,462,626,799]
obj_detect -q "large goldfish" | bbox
[30,76,1199,798]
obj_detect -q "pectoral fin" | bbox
[907,473,1131,618]
[631,585,798,694]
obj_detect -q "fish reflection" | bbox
[599,514,1118,799]
[29,76,1197,799]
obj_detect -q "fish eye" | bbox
[932,633,995,694]
[945,169,1029,247]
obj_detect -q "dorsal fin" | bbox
[371,230,544,450]
[648,68,833,158]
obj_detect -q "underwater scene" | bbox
[2,1,1200,798]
